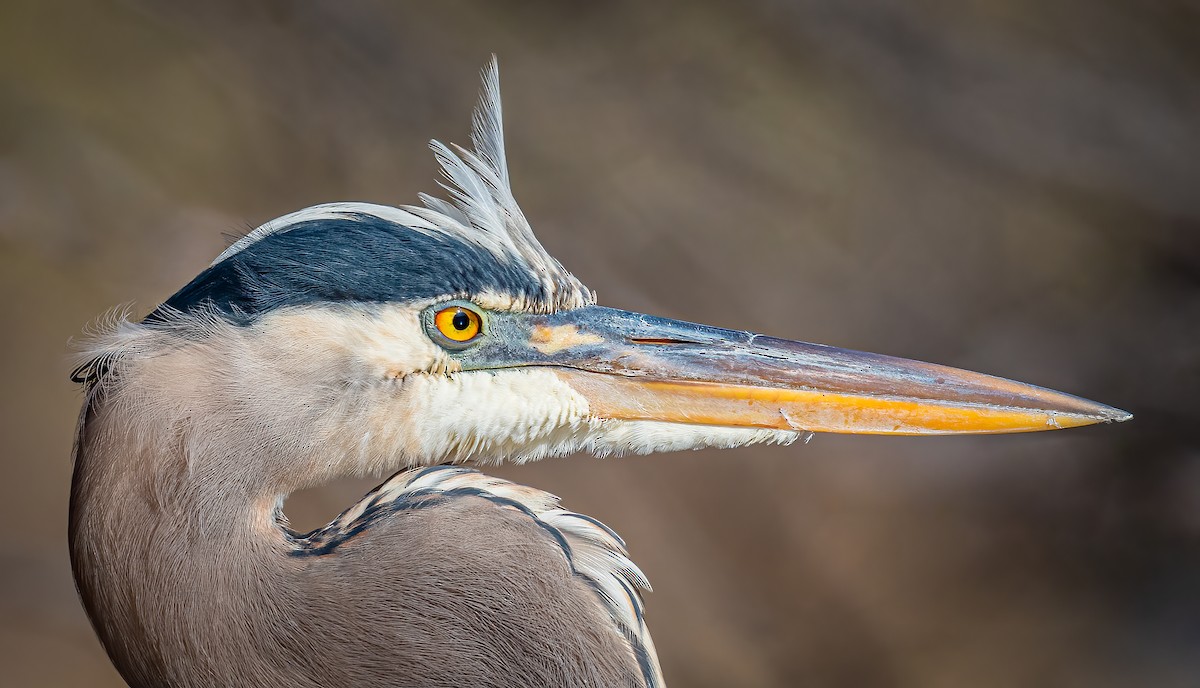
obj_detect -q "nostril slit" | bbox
[630,337,698,345]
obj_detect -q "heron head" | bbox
[80,59,1128,490]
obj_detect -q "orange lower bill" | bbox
[556,370,1128,436]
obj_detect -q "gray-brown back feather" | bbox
[288,469,653,687]
[289,466,661,687]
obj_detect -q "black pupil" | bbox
[451,310,471,331]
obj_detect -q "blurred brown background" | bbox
[2,1,1197,686]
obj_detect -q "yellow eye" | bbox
[434,306,482,343]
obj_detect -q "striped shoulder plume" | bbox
[291,465,664,688]
[212,57,591,312]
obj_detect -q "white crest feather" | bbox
[214,57,592,312]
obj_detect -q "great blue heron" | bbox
[69,59,1129,688]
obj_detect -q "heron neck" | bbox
[69,392,316,688]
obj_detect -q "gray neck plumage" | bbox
[67,324,382,688]
[69,381,318,688]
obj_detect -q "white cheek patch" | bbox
[399,368,595,463]
[400,369,799,465]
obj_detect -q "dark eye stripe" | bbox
[144,216,570,326]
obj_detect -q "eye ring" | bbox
[425,301,485,350]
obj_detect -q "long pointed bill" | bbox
[458,306,1131,436]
